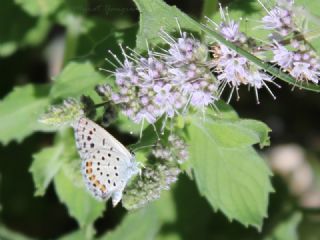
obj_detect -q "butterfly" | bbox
[72,117,140,206]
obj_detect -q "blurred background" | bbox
[1,0,320,239]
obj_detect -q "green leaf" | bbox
[58,225,95,240]
[0,224,34,240]
[0,84,54,145]
[14,0,62,17]
[30,144,65,196]
[154,189,177,224]
[98,206,160,240]
[54,165,106,227]
[50,61,107,99]
[238,120,271,148]
[156,233,182,240]
[202,118,270,148]
[75,18,137,67]
[188,117,273,229]
[133,0,201,51]
[0,1,50,56]
[265,212,302,240]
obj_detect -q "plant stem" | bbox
[93,101,110,109]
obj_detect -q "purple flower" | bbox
[272,41,294,69]
[190,91,214,107]
[291,62,319,84]
[247,71,273,89]
[271,40,320,83]
[260,1,295,37]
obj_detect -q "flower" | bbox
[291,62,319,84]
[271,40,320,83]
[259,0,295,37]
[206,5,279,102]
[272,41,294,69]
[98,31,220,124]
[152,134,189,164]
[161,30,219,108]
[122,163,180,210]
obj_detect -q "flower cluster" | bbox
[272,40,320,84]
[259,0,320,84]
[122,163,180,210]
[208,5,276,102]
[122,134,188,209]
[97,31,219,124]
[260,0,296,38]
[152,134,188,164]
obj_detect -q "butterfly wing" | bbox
[81,148,137,205]
[73,117,139,206]
[73,117,132,160]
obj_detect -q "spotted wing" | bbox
[73,117,132,160]
[81,148,132,202]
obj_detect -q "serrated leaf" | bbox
[265,212,302,240]
[133,0,201,51]
[98,206,160,240]
[188,117,273,229]
[30,144,65,196]
[0,84,54,145]
[200,107,271,148]
[54,166,106,227]
[14,0,62,17]
[50,61,107,99]
[203,118,270,148]
[238,120,271,148]
[0,1,50,57]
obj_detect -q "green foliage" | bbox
[58,227,95,240]
[0,84,53,145]
[264,213,302,240]
[54,165,106,228]
[0,1,50,57]
[30,144,65,196]
[14,0,63,17]
[50,61,107,99]
[98,206,160,240]
[188,111,273,229]
[0,225,34,240]
[133,0,201,51]
[202,118,271,148]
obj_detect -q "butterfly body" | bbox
[73,117,139,206]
